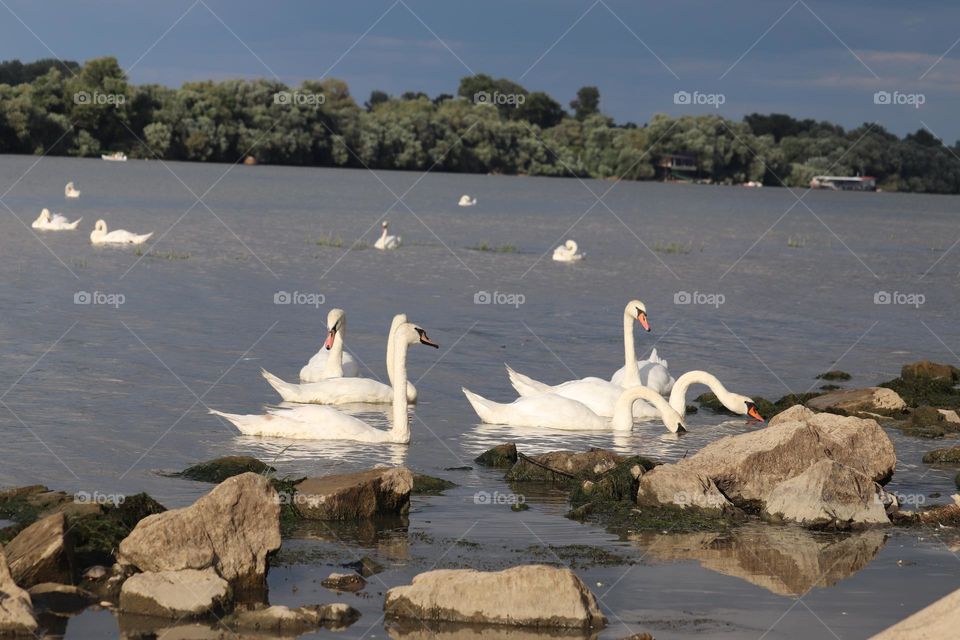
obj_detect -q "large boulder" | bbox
[636,465,732,512]
[806,387,905,414]
[384,565,606,630]
[293,467,413,520]
[763,459,890,528]
[0,550,36,636]
[901,360,959,382]
[118,473,280,593]
[119,568,230,618]
[870,585,960,639]
[4,512,72,587]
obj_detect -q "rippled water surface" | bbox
[1,155,960,639]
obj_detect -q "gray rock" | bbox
[226,602,360,633]
[636,465,732,512]
[870,584,960,639]
[806,387,905,414]
[0,550,37,636]
[321,572,366,592]
[4,512,72,588]
[119,568,230,618]
[294,467,413,520]
[385,565,606,630]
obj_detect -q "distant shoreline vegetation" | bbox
[2,57,959,193]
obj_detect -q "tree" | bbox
[365,90,390,111]
[570,86,599,121]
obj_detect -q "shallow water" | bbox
[1,155,960,638]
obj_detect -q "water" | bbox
[1,155,959,638]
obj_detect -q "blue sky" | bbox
[3,0,960,140]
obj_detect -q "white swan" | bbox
[552,240,583,262]
[32,208,81,230]
[374,221,401,250]
[610,348,674,394]
[509,367,762,422]
[462,383,684,433]
[299,308,360,381]
[64,182,81,199]
[458,195,476,207]
[211,322,438,443]
[264,314,417,404]
[89,219,152,245]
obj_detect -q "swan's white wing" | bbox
[300,350,359,381]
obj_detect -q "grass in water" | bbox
[470,241,517,253]
[653,241,697,255]
[787,235,807,248]
[134,248,191,260]
[314,233,345,248]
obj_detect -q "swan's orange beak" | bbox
[747,403,765,423]
[324,329,335,350]
[637,311,651,332]
[420,335,439,348]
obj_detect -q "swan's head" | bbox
[395,322,439,349]
[663,406,686,434]
[565,239,578,251]
[721,392,764,422]
[40,208,51,221]
[324,308,346,349]
[94,219,107,232]
[381,220,390,230]
[389,313,408,334]
[625,299,650,332]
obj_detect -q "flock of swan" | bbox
[210,300,764,444]
[31,182,154,244]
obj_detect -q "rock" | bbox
[321,572,366,592]
[672,408,896,508]
[293,467,413,520]
[385,565,606,630]
[619,635,656,640]
[4,512,72,588]
[27,583,95,614]
[763,459,890,528]
[506,448,624,482]
[119,568,230,618]
[816,370,851,381]
[176,456,275,483]
[940,409,960,424]
[70,492,166,568]
[767,404,815,427]
[898,405,960,439]
[117,472,280,593]
[474,443,518,468]
[901,360,959,382]
[82,565,108,581]
[806,387,906,415]
[411,474,457,495]
[0,550,37,635]
[344,556,383,577]
[922,446,960,464]
[225,602,360,632]
[870,585,960,639]
[636,465,732,512]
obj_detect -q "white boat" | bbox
[101,152,127,162]
[64,182,81,198]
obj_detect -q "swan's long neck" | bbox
[621,313,640,387]
[567,240,577,253]
[323,327,345,378]
[612,385,672,431]
[391,334,410,442]
[386,315,406,385]
[669,370,725,417]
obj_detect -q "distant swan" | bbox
[462,383,684,433]
[299,308,360,381]
[32,208,81,231]
[89,219,152,245]
[64,182,81,199]
[264,313,417,404]
[374,221,401,250]
[211,322,438,443]
[458,195,476,207]
[552,239,583,262]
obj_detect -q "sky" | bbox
[2,0,960,141]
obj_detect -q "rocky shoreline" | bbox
[2,359,960,638]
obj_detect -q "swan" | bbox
[32,208,82,230]
[374,221,401,250]
[263,314,417,404]
[552,240,583,262]
[508,366,763,422]
[458,195,476,207]
[64,182,81,199]
[89,219,152,245]
[211,322,438,443]
[462,383,685,433]
[610,348,674,394]
[299,308,360,381]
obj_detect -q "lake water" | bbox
[1,154,959,639]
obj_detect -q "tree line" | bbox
[1,56,958,193]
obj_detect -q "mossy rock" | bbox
[176,456,275,483]
[69,493,166,568]
[816,371,851,381]
[412,474,457,495]
[569,456,656,505]
[474,443,518,468]
[880,377,960,410]
[901,361,960,383]
[956,472,960,491]
[697,392,822,418]
[895,406,960,439]
[922,446,960,464]
[567,499,740,534]
[819,384,842,391]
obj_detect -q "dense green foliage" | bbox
[2,57,959,192]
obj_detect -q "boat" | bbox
[101,152,127,162]
[809,175,876,192]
